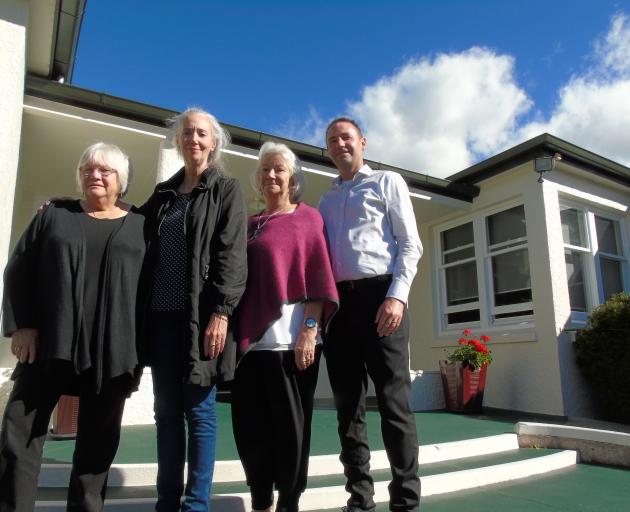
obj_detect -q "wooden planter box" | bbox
[439,360,487,413]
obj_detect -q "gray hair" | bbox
[251,141,305,202]
[76,142,131,197]
[168,107,230,170]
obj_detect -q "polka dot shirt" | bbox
[151,192,191,311]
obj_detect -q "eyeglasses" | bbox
[81,167,118,178]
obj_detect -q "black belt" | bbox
[337,275,392,293]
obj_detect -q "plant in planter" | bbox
[439,330,492,413]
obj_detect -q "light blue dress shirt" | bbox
[319,165,422,304]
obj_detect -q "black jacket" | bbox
[2,200,147,391]
[143,167,248,385]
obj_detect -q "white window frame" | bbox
[437,220,481,329]
[483,204,534,324]
[434,200,533,334]
[560,201,629,326]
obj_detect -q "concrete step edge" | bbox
[39,433,519,487]
[33,449,578,511]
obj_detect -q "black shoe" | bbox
[341,507,376,512]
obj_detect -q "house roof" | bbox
[25,75,479,202]
[27,0,86,81]
[448,133,630,188]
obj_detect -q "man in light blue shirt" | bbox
[319,118,422,512]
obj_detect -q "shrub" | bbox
[575,292,630,423]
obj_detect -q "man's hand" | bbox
[11,328,38,364]
[204,313,228,359]
[375,297,404,337]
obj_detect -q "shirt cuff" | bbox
[386,279,410,304]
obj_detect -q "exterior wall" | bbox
[544,164,630,417]
[410,164,568,415]
[0,0,28,367]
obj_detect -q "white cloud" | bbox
[516,14,630,168]
[281,13,630,178]
[348,48,531,177]
[275,106,327,147]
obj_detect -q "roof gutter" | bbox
[51,0,87,82]
[25,75,479,201]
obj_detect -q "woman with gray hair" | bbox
[142,107,247,511]
[232,141,338,512]
[0,142,146,511]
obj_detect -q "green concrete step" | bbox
[42,407,514,464]
[39,433,521,487]
[33,449,578,511]
[375,463,630,512]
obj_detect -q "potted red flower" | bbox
[439,329,492,413]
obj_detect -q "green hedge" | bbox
[575,292,630,423]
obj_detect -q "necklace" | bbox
[249,205,293,240]
[81,200,124,219]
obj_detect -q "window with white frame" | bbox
[439,222,480,325]
[485,205,533,320]
[437,203,533,330]
[560,204,628,322]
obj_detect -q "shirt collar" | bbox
[332,164,373,188]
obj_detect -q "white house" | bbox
[2,0,629,421]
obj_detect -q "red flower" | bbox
[458,338,467,345]
[480,335,490,343]
[463,329,472,336]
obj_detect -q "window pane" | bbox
[565,250,587,312]
[442,223,474,251]
[447,310,480,324]
[442,223,475,263]
[445,262,478,306]
[560,208,587,247]
[487,205,527,247]
[595,217,620,255]
[492,249,532,306]
[444,247,475,264]
[600,256,623,301]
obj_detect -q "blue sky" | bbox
[73,0,630,177]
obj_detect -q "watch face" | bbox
[305,318,317,328]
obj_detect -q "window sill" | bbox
[432,326,537,348]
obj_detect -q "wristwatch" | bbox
[304,317,318,329]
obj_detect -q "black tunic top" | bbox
[2,200,147,392]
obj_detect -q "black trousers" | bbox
[231,349,320,512]
[324,280,420,512]
[0,363,130,512]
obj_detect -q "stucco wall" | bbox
[0,0,28,367]
[410,164,568,415]
[544,164,630,417]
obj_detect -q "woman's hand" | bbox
[11,328,38,364]
[204,313,228,359]
[294,327,317,370]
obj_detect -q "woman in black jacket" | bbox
[0,142,146,511]
[142,108,247,511]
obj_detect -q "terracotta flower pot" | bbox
[439,360,488,413]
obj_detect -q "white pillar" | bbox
[156,139,183,183]
[0,1,28,367]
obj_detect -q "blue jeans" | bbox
[150,311,218,512]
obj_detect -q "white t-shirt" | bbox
[250,302,323,351]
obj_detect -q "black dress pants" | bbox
[324,279,420,512]
[0,363,130,512]
[231,349,320,512]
